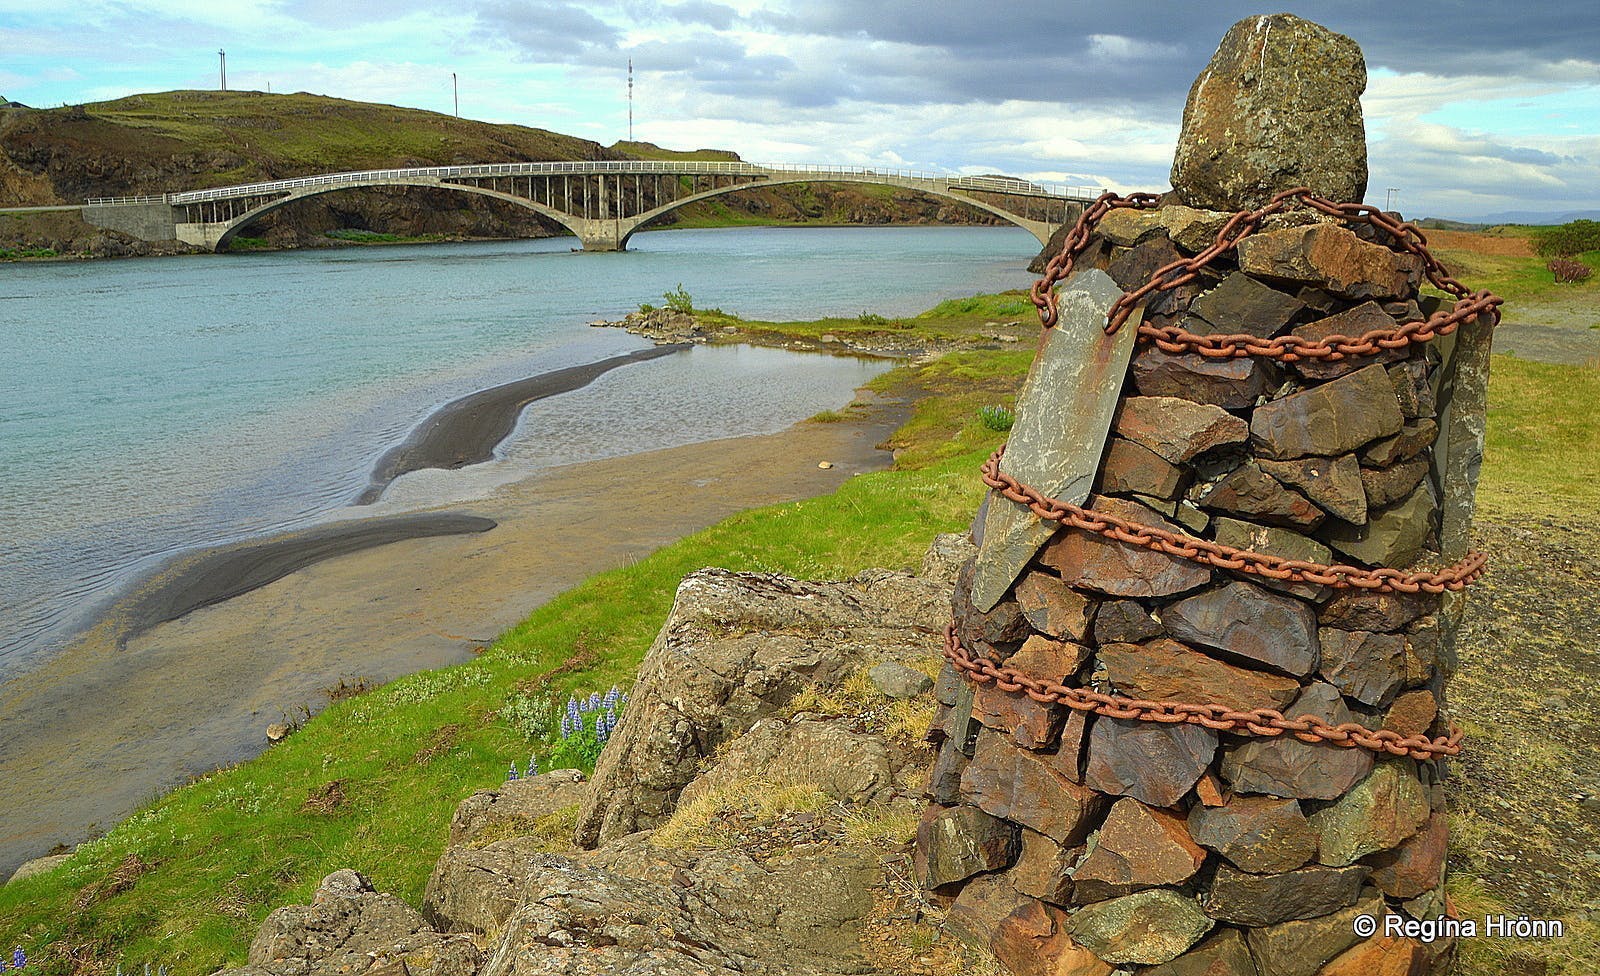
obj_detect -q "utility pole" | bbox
[1386,187,1399,211]
[218,49,227,91]
[627,59,633,142]
[452,72,459,117]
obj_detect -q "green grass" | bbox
[692,289,1040,348]
[1435,245,1600,305]
[1479,354,1600,519]
[0,245,59,259]
[322,229,448,244]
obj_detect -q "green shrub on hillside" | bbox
[1532,219,1600,257]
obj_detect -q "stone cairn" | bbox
[915,15,1499,976]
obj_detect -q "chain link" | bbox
[1030,188,1503,362]
[981,447,1487,594]
[945,624,1462,759]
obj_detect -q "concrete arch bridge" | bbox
[77,160,1099,252]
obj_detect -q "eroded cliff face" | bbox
[0,92,999,258]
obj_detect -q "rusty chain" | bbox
[1029,187,1503,363]
[981,447,1486,594]
[945,624,1463,760]
[953,187,1501,761]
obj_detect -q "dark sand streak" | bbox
[104,513,496,648]
[356,344,688,504]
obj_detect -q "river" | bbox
[0,225,1040,673]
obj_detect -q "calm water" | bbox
[0,226,1039,667]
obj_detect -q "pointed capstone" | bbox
[972,270,1138,610]
[1171,14,1368,210]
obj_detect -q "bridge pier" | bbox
[566,217,640,252]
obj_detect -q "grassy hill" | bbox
[0,91,999,255]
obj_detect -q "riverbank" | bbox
[0,389,907,879]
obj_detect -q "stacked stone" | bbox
[915,200,1467,975]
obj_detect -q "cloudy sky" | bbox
[2,1,1596,220]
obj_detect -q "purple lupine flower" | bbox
[586,692,602,711]
[525,756,538,778]
[564,697,582,738]
[602,686,620,710]
[595,714,611,745]
[13,947,23,969]
[506,761,520,782]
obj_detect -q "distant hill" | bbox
[0,90,997,255]
[1429,209,1600,227]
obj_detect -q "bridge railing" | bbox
[84,194,172,206]
[161,160,1104,206]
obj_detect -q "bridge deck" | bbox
[70,160,1101,207]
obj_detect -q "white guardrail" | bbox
[83,160,1102,207]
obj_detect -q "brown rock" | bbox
[1237,224,1421,301]
[1365,812,1448,899]
[954,559,1031,658]
[1040,497,1213,599]
[1097,207,1168,247]
[1072,799,1207,902]
[1401,616,1443,686]
[1100,638,1301,711]
[927,741,970,805]
[1245,889,1385,976]
[1101,436,1188,499]
[1185,272,1308,339]
[1115,396,1250,464]
[1221,683,1374,800]
[1053,710,1092,784]
[1383,689,1438,738]
[915,804,1021,888]
[1310,760,1430,866]
[1320,479,1436,568]
[1195,772,1227,808]
[1209,517,1334,601]
[1145,928,1259,976]
[1108,235,1183,292]
[1012,632,1095,682]
[1319,590,1437,632]
[1251,365,1405,460]
[1290,302,1406,380]
[963,730,1110,845]
[1198,461,1327,529]
[1318,629,1404,707]
[1388,359,1436,420]
[1170,14,1367,210]
[1316,934,1434,976]
[1202,863,1370,926]
[1007,828,1079,905]
[1257,455,1368,525]
[1015,571,1097,641]
[1092,599,1164,644]
[992,900,1115,976]
[945,872,1033,948]
[974,682,1066,751]
[1359,457,1431,509]
[1085,717,1218,808]
[1361,419,1438,467]
[1188,795,1317,874]
[1133,347,1278,410]
[1162,206,1234,254]
[1159,582,1320,677]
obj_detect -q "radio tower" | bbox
[627,59,633,142]
[218,49,227,91]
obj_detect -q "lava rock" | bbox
[1198,460,1328,529]
[1099,638,1302,711]
[1100,435,1189,499]
[1250,364,1405,460]
[1221,682,1374,800]
[915,804,1021,888]
[1092,599,1166,645]
[962,730,1109,845]
[991,900,1115,976]
[1237,223,1421,302]
[1184,272,1307,338]
[1068,889,1215,966]
[1015,571,1098,642]
[1289,301,1407,380]
[1310,760,1431,866]
[1187,795,1317,874]
[1115,396,1250,465]
[1320,479,1436,568]
[1084,717,1218,809]
[1365,812,1448,899]
[1132,347,1278,410]
[869,661,934,699]
[1202,863,1370,926]
[1318,629,1405,707]
[1071,798,1208,902]
[1256,454,1368,525]
[1359,457,1431,509]
[1040,496,1214,599]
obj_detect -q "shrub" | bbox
[978,404,1015,432]
[1548,258,1593,284]
[857,311,888,326]
[1532,219,1600,257]
[663,283,694,314]
[637,302,656,314]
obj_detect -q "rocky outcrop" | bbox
[572,565,949,849]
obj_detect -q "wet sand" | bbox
[0,399,903,876]
[356,345,688,503]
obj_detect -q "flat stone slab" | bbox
[973,270,1138,610]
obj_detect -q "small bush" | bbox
[1532,219,1600,257]
[663,283,694,314]
[1549,258,1593,284]
[977,404,1015,432]
[857,311,888,326]
[637,302,656,314]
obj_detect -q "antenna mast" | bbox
[218,49,227,91]
[628,59,633,142]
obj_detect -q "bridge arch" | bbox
[205,180,588,252]
[614,175,1056,250]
